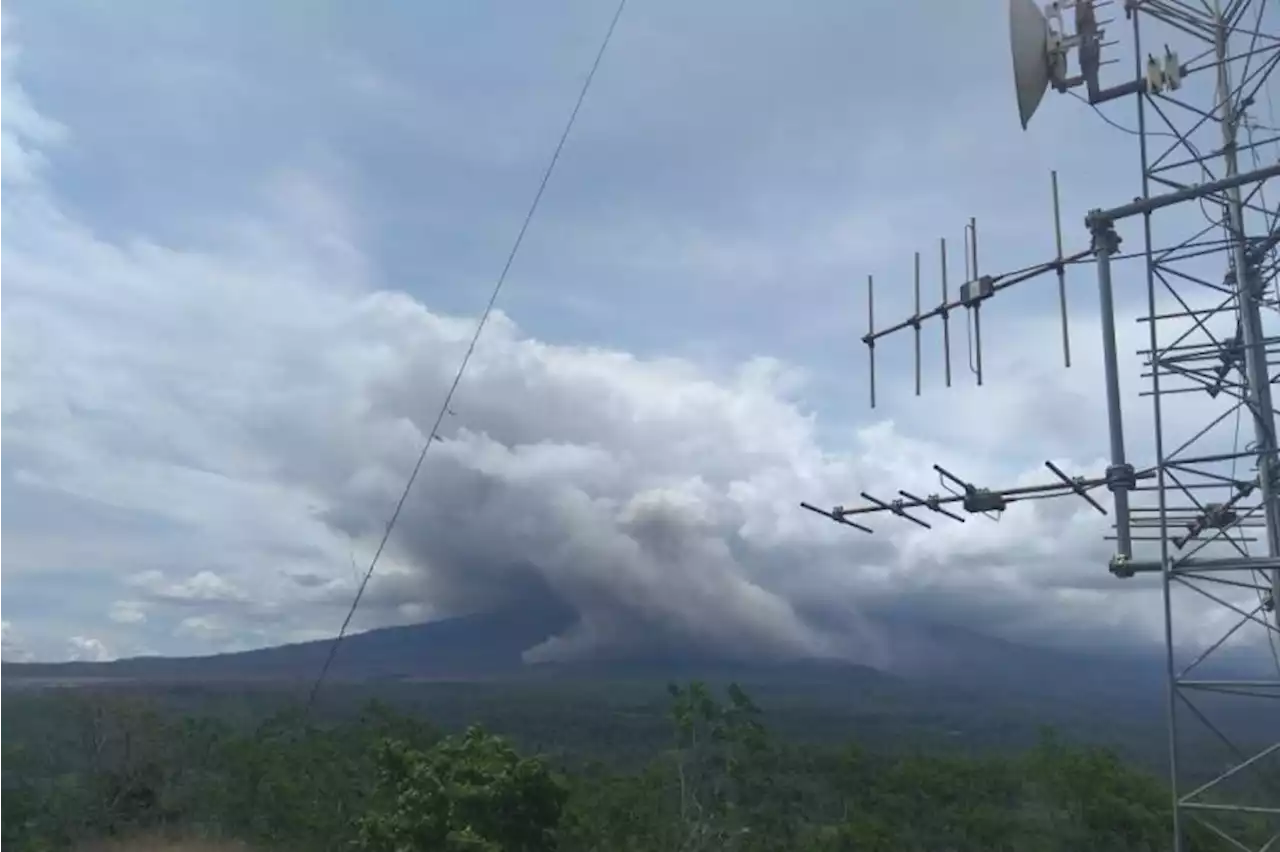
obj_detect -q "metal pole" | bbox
[1212,7,1280,629]
[1092,222,1135,562]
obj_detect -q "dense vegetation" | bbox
[2,681,1270,851]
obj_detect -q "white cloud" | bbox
[175,615,229,641]
[68,636,113,662]
[2,621,35,662]
[127,570,250,606]
[0,34,65,185]
[108,601,148,625]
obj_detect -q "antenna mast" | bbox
[802,1,1280,848]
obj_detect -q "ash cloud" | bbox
[316,363,882,666]
[288,307,1134,667]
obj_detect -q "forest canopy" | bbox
[2,681,1268,851]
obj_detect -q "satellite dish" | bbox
[1009,0,1052,129]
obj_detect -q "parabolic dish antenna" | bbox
[1009,0,1052,129]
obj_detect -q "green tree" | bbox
[561,760,681,852]
[665,681,803,851]
[356,725,568,852]
[1026,729,1174,851]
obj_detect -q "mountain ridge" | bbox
[8,603,1264,704]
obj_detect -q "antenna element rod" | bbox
[1052,170,1072,368]
[914,251,922,396]
[867,274,877,409]
[941,237,952,388]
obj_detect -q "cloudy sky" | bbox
[3,0,1277,664]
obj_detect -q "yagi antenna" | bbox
[800,462,1146,535]
[861,171,1084,409]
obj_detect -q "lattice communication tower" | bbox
[800,1,1279,848]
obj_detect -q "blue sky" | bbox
[3,0,1276,663]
